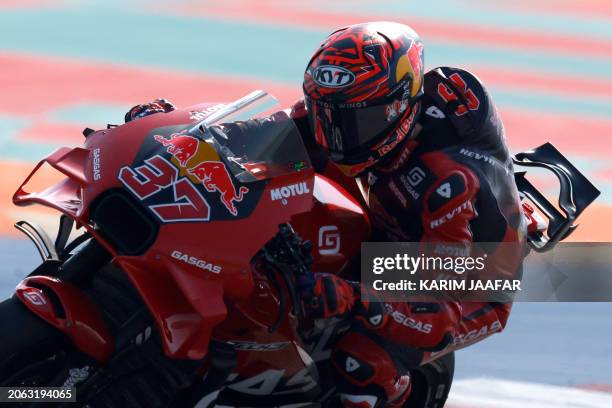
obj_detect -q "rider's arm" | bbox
[376,152,513,358]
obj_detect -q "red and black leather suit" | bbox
[291,67,525,407]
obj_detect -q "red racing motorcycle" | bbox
[0,91,599,407]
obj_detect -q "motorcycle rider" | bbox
[125,22,524,408]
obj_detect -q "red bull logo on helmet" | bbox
[395,40,424,98]
[188,161,249,216]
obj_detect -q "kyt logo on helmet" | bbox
[312,65,356,88]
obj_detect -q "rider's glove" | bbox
[300,273,389,329]
[301,273,357,319]
[352,295,388,330]
[125,98,176,122]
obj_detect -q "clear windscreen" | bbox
[196,90,312,183]
[195,90,281,128]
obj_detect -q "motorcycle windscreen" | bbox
[203,111,312,182]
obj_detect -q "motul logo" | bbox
[312,65,355,88]
[270,182,310,201]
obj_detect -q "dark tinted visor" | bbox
[307,100,396,154]
[305,79,414,160]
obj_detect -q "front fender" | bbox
[15,276,114,362]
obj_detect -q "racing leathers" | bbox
[291,67,525,407]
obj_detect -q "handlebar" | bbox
[259,223,314,333]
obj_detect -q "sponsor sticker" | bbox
[318,225,340,255]
[92,148,101,181]
[312,65,355,88]
[270,182,310,204]
[429,200,472,229]
[23,290,46,306]
[154,132,200,167]
[171,250,222,274]
[406,167,426,187]
[189,104,226,121]
[188,161,249,216]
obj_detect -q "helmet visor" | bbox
[306,86,414,163]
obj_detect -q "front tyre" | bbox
[0,296,70,392]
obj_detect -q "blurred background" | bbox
[0,0,611,406]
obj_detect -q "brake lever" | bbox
[260,223,314,333]
[264,263,288,333]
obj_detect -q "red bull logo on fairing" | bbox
[134,131,250,218]
[154,132,200,167]
[188,162,249,216]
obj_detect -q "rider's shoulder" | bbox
[421,66,509,163]
[422,67,498,131]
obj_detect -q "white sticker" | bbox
[437,182,452,198]
[318,225,340,255]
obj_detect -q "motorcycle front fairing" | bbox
[13,91,317,360]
